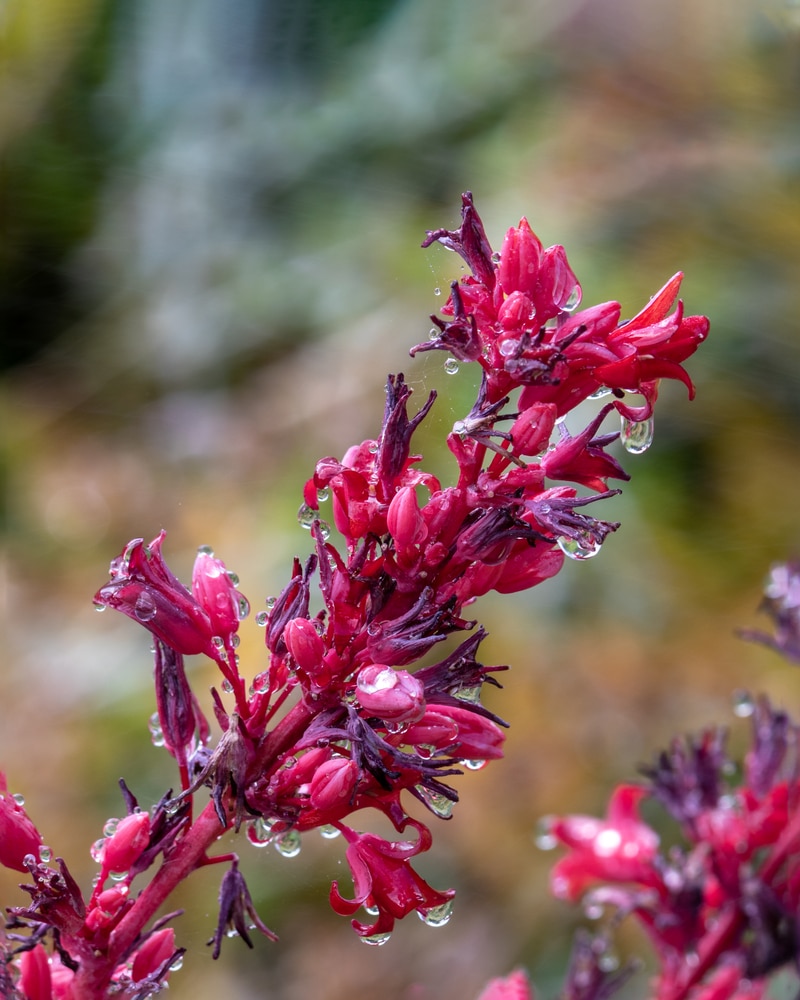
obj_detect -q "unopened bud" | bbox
[356,665,426,724]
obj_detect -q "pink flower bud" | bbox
[101,812,151,873]
[192,550,249,639]
[19,943,51,1000]
[497,217,542,297]
[84,886,129,933]
[131,927,176,983]
[508,404,556,458]
[387,486,428,557]
[356,665,425,724]
[283,617,325,674]
[0,771,43,872]
[497,290,534,330]
[310,757,358,811]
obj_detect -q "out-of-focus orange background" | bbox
[2,1,800,997]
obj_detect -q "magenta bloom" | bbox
[330,819,455,937]
[94,531,217,657]
[0,771,43,872]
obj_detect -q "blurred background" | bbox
[2,0,800,997]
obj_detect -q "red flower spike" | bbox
[19,943,52,1000]
[0,771,43,872]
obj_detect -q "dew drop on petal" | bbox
[588,386,612,400]
[557,534,601,561]
[274,830,302,858]
[319,825,341,840]
[90,839,106,863]
[297,503,317,530]
[361,931,391,947]
[221,679,234,694]
[236,594,250,620]
[197,545,215,557]
[93,602,107,613]
[169,955,184,972]
[109,870,128,882]
[443,358,460,375]
[419,900,454,927]
[563,285,582,312]
[134,592,158,623]
[620,415,655,454]
[38,845,52,863]
[498,338,519,358]
[461,759,487,771]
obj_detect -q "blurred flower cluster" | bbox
[0,194,710,998]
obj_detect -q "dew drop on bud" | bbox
[197,544,214,556]
[90,839,106,863]
[620,415,655,454]
[11,793,24,806]
[419,900,454,927]
[93,602,106,613]
[557,534,601,561]
[443,358,460,375]
[237,594,250,620]
[732,689,755,718]
[103,818,120,838]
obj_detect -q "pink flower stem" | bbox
[70,699,316,999]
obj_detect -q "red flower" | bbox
[330,819,455,937]
[0,771,43,872]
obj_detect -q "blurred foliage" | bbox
[3,0,800,998]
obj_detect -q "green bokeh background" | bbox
[2,1,800,997]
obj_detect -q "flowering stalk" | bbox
[1,193,708,998]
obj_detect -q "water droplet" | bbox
[534,815,558,850]
[221,679,234,694]
[453,684,481,704]
[229,633,241,649]
[236,594,250,620]
[148,712,165,747]
[227,571,240,587]
[557,533,601,561]
[226,927,239,939]
[247,817,276,847]
[415,785,455,818]
[362,931,391,947]
[169,955,184,971]
[211,635,225,650]
[109,870,128,882]
[317,486,329,503]
[90,839,106,863]
[364,903,380,917]
[498,338,519,358]
[732,690,755,718]
[11,793,24,806]
[297,503,317,530]
[420,900,454,927]
[197,544,215,556]
[443,358,460,375]
[584,900,605,920]
[103,818,120,838]
[433,286,441,296]
[134,592,158,623]
[255,610,269,627]
[588,386,612,400]
[93,602,106,613]
[461,759,487,771]
[598,952,620,972]
[274,829,302,858]
[319,825,341,840]
[315,520,331,542]
[620,415,655,454]
[265,596,277,610]
[563,285,582,312]
[38,845,52,863]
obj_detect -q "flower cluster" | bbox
[1,194,708,999]
[544,648,800,1000]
